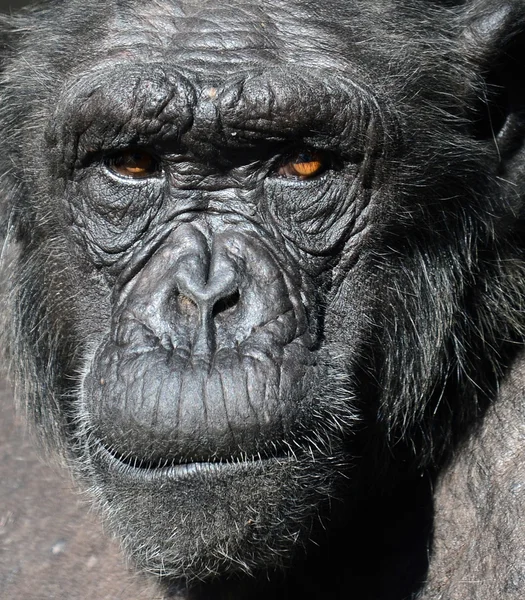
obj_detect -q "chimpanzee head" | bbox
[1,0,524,592]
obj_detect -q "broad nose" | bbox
[169,228,242,357]
[171,235,240,322]
[115,223,295,359]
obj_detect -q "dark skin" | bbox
[0,1,524,598]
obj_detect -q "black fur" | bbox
[0,1,524,598]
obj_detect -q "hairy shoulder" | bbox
[420,352,525,599]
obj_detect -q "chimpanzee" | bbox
[0,1,524,598]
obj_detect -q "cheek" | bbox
[64,176,165,263]
[263,169,368,255]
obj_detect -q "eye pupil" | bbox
[107,151,158,178]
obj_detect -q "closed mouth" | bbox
[91,438,291,481]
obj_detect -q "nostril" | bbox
[177,292,198,316]
[212,289,240,318]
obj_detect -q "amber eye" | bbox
[106,150,159,179]
[278,151,326,179]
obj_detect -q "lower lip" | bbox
[92,440,286,481]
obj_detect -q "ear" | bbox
[462,1,525,175]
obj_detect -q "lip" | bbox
[91,439,289,481]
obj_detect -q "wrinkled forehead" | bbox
[103,0,357,78]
